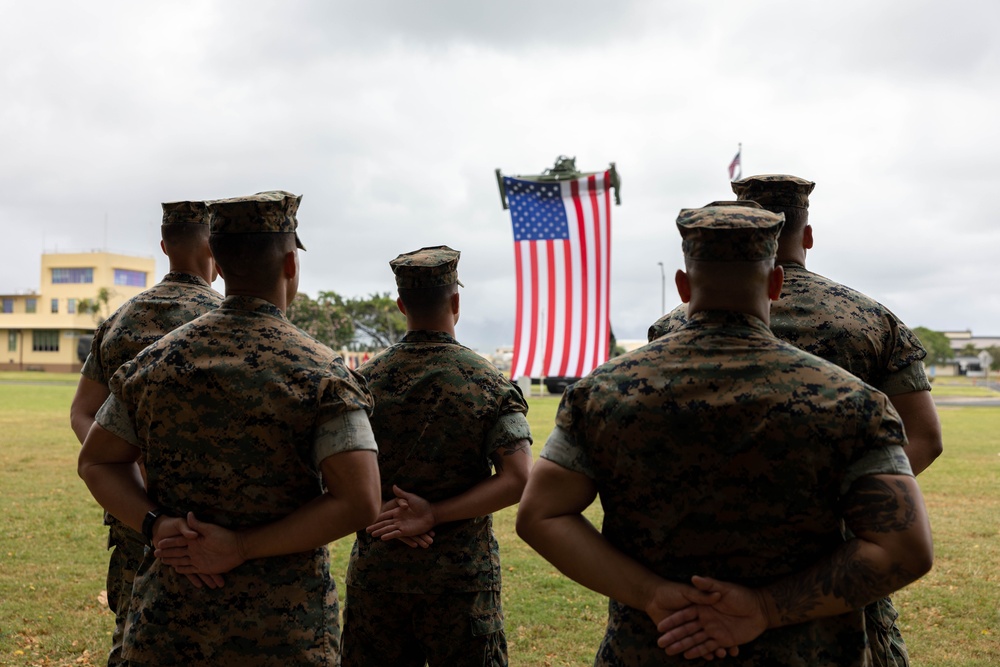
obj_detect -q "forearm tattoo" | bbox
[769,477,920,623]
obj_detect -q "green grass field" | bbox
[0,374,997,665]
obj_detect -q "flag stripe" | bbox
[601,171,611,359]
[542,240,557,373]
[558,238,573,376]
[588,174,602,370]
[522,242,541,376]
[511,242,526,377]
[570,179,589,377]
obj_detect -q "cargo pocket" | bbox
[470,609,504,637]
[471,609,507,667]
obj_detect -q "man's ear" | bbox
[396,296,407,316]
[283,250,298,280]
[675,269,691,304]
[803,224,814,250]
[768,264,785,301]
[159,239,167,256]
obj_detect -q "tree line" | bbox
[286,291,406,351]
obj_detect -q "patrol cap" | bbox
[676,205,785,261]
[390,245,464,289]
[731,174,815,210]
[703,200,762,209]
[161,200,210,226]
[207,190,306,250]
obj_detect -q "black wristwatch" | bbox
[141,507,167,543]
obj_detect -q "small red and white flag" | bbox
[728,144,742,181]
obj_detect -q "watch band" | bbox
[142,507,166,543]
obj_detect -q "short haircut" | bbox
[766,205,808,237]
[683,257,775,299]
[209,232,296,290]
[397,283,457,317]
[160,223,209,251]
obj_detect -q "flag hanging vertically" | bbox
[502,170,613,381]
[728,143,742,181]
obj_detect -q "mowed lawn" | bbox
[0,374,997,666]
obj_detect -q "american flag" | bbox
[728,144,742,181]
[503,172,612,381]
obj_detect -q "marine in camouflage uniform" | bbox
[341,246,532,667]
[648,178,942,667]
[78,191,380,666]
[517,205,932,666]
[69,200,221,667]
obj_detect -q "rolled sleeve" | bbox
[486,412,533,453]
[313,409,378,468]
[94,394,139,447]
[539,425,595,479]
[879,363,932,395]
[840,445,914,496]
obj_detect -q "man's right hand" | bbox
[656,576,769,660]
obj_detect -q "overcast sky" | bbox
[2,1,998,352]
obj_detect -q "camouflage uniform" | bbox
[541,206,913,666]
[80,200,222,667]
[648,192,928,667]
[95,191,376,666]
[647,267,929,397]
[342,247,531,667]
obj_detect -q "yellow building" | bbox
[1,251,156,372]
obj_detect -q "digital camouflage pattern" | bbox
[344,329,529,666]
[81,272,222,387]
[208,190,306,249]
[96,295,375,666]
[731,174,816,209]
[648,264,925,666]
[544,310,912,666]
[342,587,506,667]
[80,270,221,667]
[866,596,909,667]
[105,522,146,667]
[347,330,530,595]
[389,245,464,288]
[160,200,210,226]
[676,205,784,261]
[648,263,930,396]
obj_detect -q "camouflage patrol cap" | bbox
[703,200,763,209]
[161,200,210,226]
[390,245,464,289]
[731,174,815,210]
[207,190,306,250]
[677,205,785,261]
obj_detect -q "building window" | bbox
[7,331,16,352]
[68,298,76,314]
[2,299,11,314]
[25,298,37,314]
[51,268,94,284]
[51,298,59,314]
[114,269,147,288]
[32,330,59,352]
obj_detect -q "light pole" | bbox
[657,262,665,315]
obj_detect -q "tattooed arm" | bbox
[656,474,933,659]
[367,439,532,540]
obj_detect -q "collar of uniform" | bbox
[162,271,212,288]
[220,295,286,319]
[400,330,459,345]
[684,309,772,336]
[778,261,806,271]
